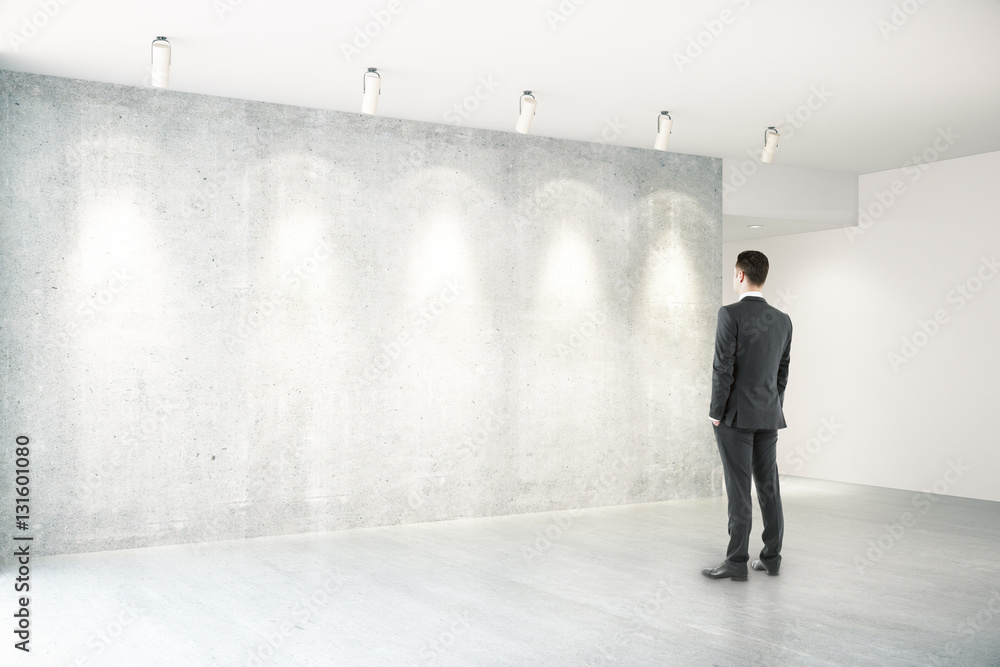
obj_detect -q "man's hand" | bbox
[712,420,720,426]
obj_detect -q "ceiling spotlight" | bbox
[747,225,763,229]
[654,111,672,151]
[761,126,779,163]
[516,91,536,134]
[151,36,170,88]
[362,67,380,115]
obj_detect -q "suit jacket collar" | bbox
[740,296,766,303]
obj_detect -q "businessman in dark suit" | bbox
[703,250,792,581]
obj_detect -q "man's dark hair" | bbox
[735,250,769,287]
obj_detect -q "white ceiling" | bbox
[1,0,999,176]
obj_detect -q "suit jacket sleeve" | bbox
[777,318,792,406]
[709,306,737,420]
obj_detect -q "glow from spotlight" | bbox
[271,212,333,295]
[539,231,598,309]
[410,218,470,296]
[77,201,149,284]
[648,241,695,306]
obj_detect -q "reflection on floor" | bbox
[15,476,1000,666]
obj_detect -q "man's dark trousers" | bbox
[713,423,783,570]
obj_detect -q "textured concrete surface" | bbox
[5,476,1000,665]
[0,69,722,556]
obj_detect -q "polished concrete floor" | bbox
[10,476,1000,666]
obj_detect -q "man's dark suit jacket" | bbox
[710,295,792,430]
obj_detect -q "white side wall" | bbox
[723,150,1000,502]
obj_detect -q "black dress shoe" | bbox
[701,561,748,581]
[751,559,779,576]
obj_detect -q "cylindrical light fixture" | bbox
[151,36,170,88]
[361,68,380,115]
[516,91,536,134]
[654,111,672,151]
[761,126,779,163]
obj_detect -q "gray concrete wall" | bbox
[0,70,722,556]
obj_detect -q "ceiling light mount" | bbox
[654,111,672,151]
[761,126,779,163]
[516,90,536,134]
[362,67,380,115]
[151,36,170,88]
